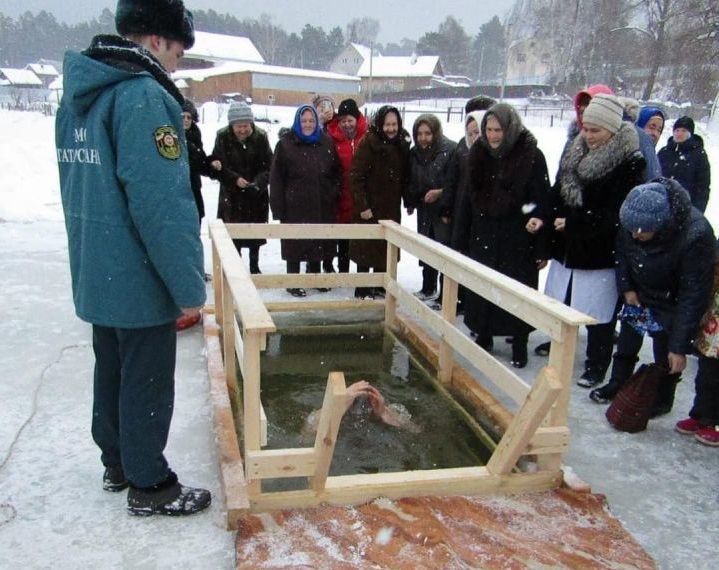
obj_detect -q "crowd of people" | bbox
[56,0,717,521]
[189,86,716,446]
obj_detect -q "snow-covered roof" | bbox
[350,43,375,60]
[174,61,359,83]
[357,55,440,78]
[0,68,43,86]
[26,63,59,77]
[185,31,265,64]
[48,75,63,90]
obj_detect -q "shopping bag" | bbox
[606,363,667,433]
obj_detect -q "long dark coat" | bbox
[453,130,551,338]
[184,123,215,220]
[213,124,273,248]
[615,178,715,354]
[348,129,411,270]
[546,123,646,270]
[658,134,711,212]
[269,131,341,262]
[408,135,457,239]
[439,136,470,222]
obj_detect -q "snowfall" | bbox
[1,98,718,569]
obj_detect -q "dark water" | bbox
[253,321,495,490]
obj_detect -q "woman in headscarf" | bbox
[349,105,411,299]
[543,93,646,386]
[453,103,550,368]
[408,113,456,303]
[270,104,340,297]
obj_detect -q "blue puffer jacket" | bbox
[56,37,206,328]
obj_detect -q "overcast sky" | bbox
[1,0,515,42]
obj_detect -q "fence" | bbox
[207,220,593,527]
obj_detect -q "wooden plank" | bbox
[225,222,384,240]
[233,318,244,376]
[384,243,399,328]
[381,221,595,337]
[245,448,317,479]
[202,315,250,527]
[265,299,385,313]
[251,272,384,289]
[438,277,459,384]
[310,372,348,492]
[487,367,562,476]
[250,469,562,512]
[526,427,570,455]
[260,403,267,447]
[386,279,531,405]
[242,330,263,493]
[208,221,276,334]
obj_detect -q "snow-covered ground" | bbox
[1,101,718,568]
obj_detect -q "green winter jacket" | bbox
[56,40,205,328]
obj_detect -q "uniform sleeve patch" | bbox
[154,126,181,160]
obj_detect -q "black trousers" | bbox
[691,356,719,425]
[287,260,320,274]
[91,322,176,488]
[609,321,681,409]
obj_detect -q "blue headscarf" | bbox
[636,106,665,129]
[292,105,322,144]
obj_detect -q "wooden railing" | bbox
[208,220,594,517]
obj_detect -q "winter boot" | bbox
[534,341,550,356]
[249,247,261,275]
[694,426,719,446]
[103,465,128,492]
[650,374,681,418]
[127,472,211,517]
[286,288,307,298]
[589,380,622,404]
[675,417,705,435]
[475,335,493,353]
[511,337,528,369]
[577,363,606,388]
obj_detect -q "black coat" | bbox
[453,130,551,337]
[439,136,470,222]
[184,123,215,220]
[408,135,456,237]
[213,124,273,247]
[270,131,341,262]
[546,123,646,270]
[615,178,716,354]
[658,135,711,212]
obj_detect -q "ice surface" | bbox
[1,102,718,568]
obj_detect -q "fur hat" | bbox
[636,106,665,129]
[227,101,253,125]
[620,182,673,233]
[115,0,195,49]
[465,95,496,114]
[618,97,640,122]
[673,116,695,134]
[337,99,361,119]
[181,98,198,122]
[582,93,624,134]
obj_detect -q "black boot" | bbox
[650,374,681,417]
[534,341,550,356]
[577,361,607,388]
[127,471,211,517]
[249,246,261,275]
[589,380,622,404]
[511,337,528,369]
[103,465,128,492]
[475,335,493,352]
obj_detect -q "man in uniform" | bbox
[55,0,210,516]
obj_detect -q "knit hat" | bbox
[620,182,672,233]
[227,101,253,125]
[581,93,624,134]
[115,0,195,49]
[636,106,665,129]
[312,94,334,110]
[337,98,361,119]
[673,116,695,134]
[618,97,640,122]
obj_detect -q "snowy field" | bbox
[1,101,718,568]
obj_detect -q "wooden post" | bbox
[438,277,458,384]
[243,330,263,497]
[538,323,578,471]
[310,372,347,492]
[221,273,237,394]
[487,367,562,476]
[212,239,223,326]
[384,242,399,328]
